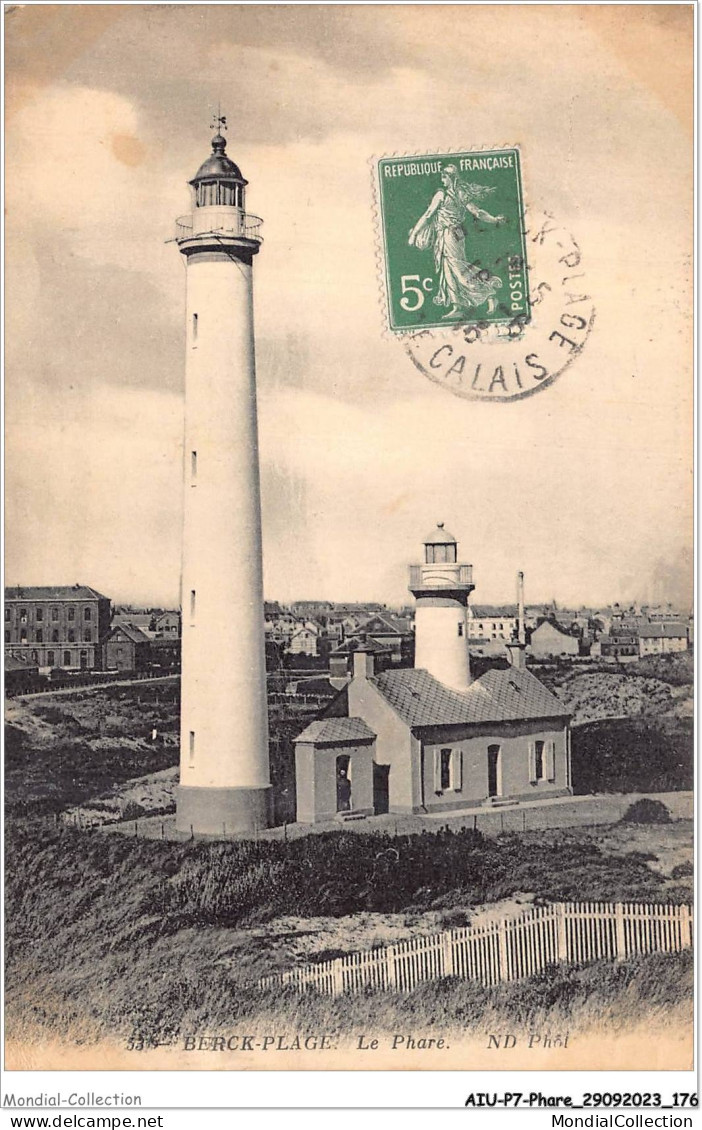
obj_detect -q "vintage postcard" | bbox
[3,0,694,1087]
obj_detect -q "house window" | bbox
[190,590,196,618]
[47,650,55,666]
[36,608,43,621]
[535,740,544,780]
[4,608,10,621]
[51,608,59,621]
[68,607,75,621]
[31,650,38,662]
[68,630,75,643]
[191,451,197,483]
[529,740,555,783]
[458,622,464,637]
[4,630,9,643]
[20,608,27,623]
[336,754,352,812]
[84,608,92,621]
[84,630,92,642]
[63,650,71,666]
[192,313,198,342]
[433,748,465,792]
[189,731,195,765]
[36,629,43,643]
[20,629,27,642]
[51,629,59,643]
[440,748,452,791]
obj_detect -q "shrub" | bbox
[438,909,472,930]
[620,799,671,825]
[120,801,147,822]
[670,861,694,879]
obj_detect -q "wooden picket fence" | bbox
[258,901,693,998]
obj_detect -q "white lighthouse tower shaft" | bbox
[410,524,475,691]
[175,125,271,835]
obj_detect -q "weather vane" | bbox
[211,105,227,133]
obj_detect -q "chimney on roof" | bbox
[517,570,526,644]
[506,570,527,670]
[352,646,375,681]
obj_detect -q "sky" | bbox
[5,4,693,609]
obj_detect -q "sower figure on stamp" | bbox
[408,165,505,317]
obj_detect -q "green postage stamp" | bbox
[376,148,528,332]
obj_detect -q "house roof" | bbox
[471,605,518,618]
[331,635,394,657]
[359,613,413,636]
[371,665,568,728]
[533,618,578,638]
[5,585,110,602]
[5,653,37,672]
[295,717,376,745]
[639,622,688,638]
[107,623,152,644]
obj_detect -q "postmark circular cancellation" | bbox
[373,149,595,402]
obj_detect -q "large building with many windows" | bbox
[4,585,111,671]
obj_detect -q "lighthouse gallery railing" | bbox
[174,212,263,243]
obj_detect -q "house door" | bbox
[373,764,390,815]
[336,755,352,812]
[487,745,501,798]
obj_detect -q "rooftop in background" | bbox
[4,585,110,602]
[638,622,688,638]
[106,623,153,644]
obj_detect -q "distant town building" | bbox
[638,623,689,656]
[328,635,395,682]
[468,606,518,643]
[153,610,181,637]
[288,622,321,657]
[597,629,638,661]
[5,652,40,693]
[4,585,111,671]
[102,623,152,673]
[353,612,414,665]
[529,619,580,660]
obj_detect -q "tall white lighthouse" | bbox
[409,524,475,690]
[174,121,271,835]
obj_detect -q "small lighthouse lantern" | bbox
[424,522,457,564]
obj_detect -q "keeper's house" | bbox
[295,526,572,823]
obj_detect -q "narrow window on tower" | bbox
[191,451,197,484]
[189,731,195,765]
[190,589,196,618]
[458,622,464,637]
[192,313,198,344]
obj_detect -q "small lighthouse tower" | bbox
[174,117,271,835]
[409,524,475,691]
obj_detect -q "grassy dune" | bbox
[5,818,693,1047]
